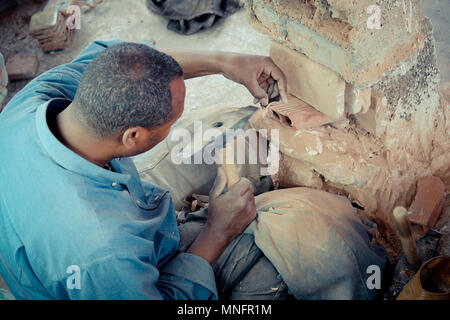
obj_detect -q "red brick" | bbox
[5,54,39,81]
[409,176,446,235]
[267,94,334,129]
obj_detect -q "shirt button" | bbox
[112,182,118,187]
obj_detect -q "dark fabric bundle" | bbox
[146,0,243,35]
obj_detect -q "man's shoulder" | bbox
[0,101,37,137]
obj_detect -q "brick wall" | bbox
[245,0,450,255]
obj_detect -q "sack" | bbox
[245,187,388,299]
[146,0,243,35]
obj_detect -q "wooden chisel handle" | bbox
[222,162,240,189]
[393,206,420,265]
[221,143,240,189]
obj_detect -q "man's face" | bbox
[119,76,186,157]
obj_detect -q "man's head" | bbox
[72,42,185,157]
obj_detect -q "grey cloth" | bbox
[178,208,290,300]
[244,188,388,300]
[146,0,243,35]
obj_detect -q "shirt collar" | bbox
[35,98,132,186]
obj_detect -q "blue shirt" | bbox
[0,40,217,300]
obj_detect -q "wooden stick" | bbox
[393,206,420,265]
[221,142,240,189]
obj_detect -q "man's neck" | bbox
[54,103,115,168]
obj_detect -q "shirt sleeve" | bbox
[62,252,218,300]
[0,40,123,119]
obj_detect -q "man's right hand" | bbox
[206,166,257,242]
[187,167,257,265]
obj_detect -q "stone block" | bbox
[29,0,72,32]
[5,54,39,81]
[278,152,323,189]
[270,41,346,120]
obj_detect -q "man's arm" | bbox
[157,49,223,79]
[1,41,287,119]
[187,167,257,265]
[158,48,288,106]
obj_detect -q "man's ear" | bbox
[122,127,142,149]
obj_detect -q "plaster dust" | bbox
[277,152,324,189]
[270,41,346,119]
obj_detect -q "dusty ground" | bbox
[0,0,271,113]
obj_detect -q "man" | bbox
[0,40,289,299]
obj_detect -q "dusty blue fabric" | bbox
[0,40,217,300]
[177,209,289,300]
